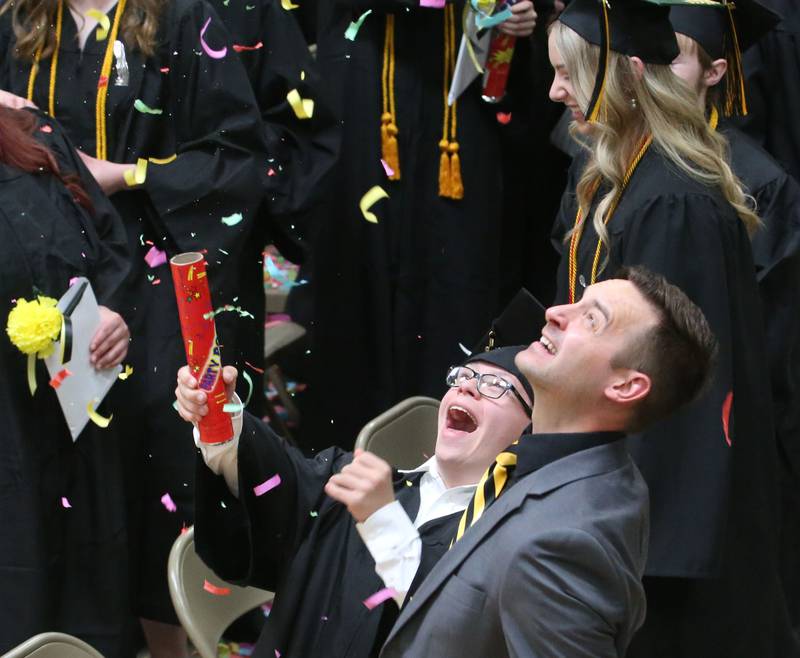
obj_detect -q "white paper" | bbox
[448,14,492,106]
[44,278,121,441]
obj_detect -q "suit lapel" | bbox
[383,440,629,648]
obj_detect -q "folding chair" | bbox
[3,632,103,658]
[355,396,440,468]
[167,526,273,658]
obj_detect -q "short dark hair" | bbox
[612,266,719,433]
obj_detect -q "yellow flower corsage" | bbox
[6,296,63,394]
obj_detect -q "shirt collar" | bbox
[400,457,475,494]
[513,431,625,482]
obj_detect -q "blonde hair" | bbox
[552,21,759,261]
[0,0,166,60]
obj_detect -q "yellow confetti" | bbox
[124,158,148,187]
[118,364,134,380]
[148,154,177,165]
[281,0,299,8]
[286,89,314,120]
[300,70,306,81]
[87,9,111,41]
[87,399,113,428]
[359,186,389,224]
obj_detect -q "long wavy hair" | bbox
[0,107,92,211]
[0,0,166,60]
[552,21,759,261]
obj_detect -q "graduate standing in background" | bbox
[296,0,538,450]
[548,1,798,654]
[0,108,131,656]
[669,1,800,636]
[0,1,270,655]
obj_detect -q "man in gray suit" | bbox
[380,266,719,658]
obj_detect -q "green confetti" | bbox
[222,369,253,414]
[203,304,256,320]
[310,511,319,518]
[134,99,163,115]
[344,9,372,41]
[221,212,243,227]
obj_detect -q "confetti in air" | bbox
[161,492,177,512]
[253,473,282,497]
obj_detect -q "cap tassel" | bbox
[381,113,401,180]
[724,3,748,116]
[448,142,464,200]
[439,139,452,197]
[586,0,610,123]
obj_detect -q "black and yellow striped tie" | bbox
[453,441,519,544]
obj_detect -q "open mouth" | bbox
[446,405,478,433]
[540,334,557,355]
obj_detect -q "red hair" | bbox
[0,107,93,212]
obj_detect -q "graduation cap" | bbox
[670,0,781,115]
[558,0,717,122]
[472,288,547,353]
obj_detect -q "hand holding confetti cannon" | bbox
[170,252,233,444]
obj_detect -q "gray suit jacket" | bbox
[380,440,649,658]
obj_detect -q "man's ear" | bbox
[604,370,651,406]
[704,58,728,89]
[628,56,645,80]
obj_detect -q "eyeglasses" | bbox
[445,365,532,416]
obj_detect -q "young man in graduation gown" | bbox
[175,345,534,658]
[381,267,717,658]
[670,2,800,636]
[547,1,797,655]
[295,0,539,451]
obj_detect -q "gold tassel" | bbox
[381,112,401,180]
[448,141,463,200]
[381,16,402,179]
[438,139,452,198]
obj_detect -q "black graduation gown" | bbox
[296,0,521,449]
[0,0,270,622]
[724,124,800,633]
[740,8,800,182]
[0,114,131,656]
[194,413,461,658]
[552,147,796,656]
[208,0,339,261]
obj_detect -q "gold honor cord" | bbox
[567,134,653,303]
[381,15,401,180]
[27,0,128,159]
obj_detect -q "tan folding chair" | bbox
[167,526,274,658]
[355,396,440,469]
[3,632,103,658]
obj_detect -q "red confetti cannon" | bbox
[482,32,516,103]
[170,252,233,444]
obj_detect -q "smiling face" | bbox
[435,362,532,488]
[548,28,591,133]
[516,279,658,416]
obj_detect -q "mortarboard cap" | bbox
[558,0,716,121]
[462,345,535,406]
[669,0,781,115]
[472,288,547,353]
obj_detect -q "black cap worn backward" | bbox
[462,345,535,408]
[558,0,716,121]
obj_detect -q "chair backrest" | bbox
[355,396,440,469]
[167,526,274,658]
[3,632,104,658]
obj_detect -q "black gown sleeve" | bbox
[194,412,353,590]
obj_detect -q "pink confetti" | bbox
[200,17,228,59]
[161,492,177,512]
[363,587,397,609]
[203,579,231,596]
[420,0,445,6]
[267,167,276,177]
[381,158,395,177]
[39,124,53,133]
[151,278,161,286]
[160,67,170,73]
[144,245,167,268]
[275,651,281,658]
[68,276,79,287]
[233,41,263,52]
[61,496,72,508]
[253,473,282,497]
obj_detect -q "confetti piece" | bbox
[87,9,111,41]
[221,212,243,226]
[363,587,398,609]
[420,0,446,6]
[496,111,512,125]
[160,66,170,73]
[148,153,177,165]
[49,368,72,389]
[161,492,177,512]
[200,17,228,59]
[458,342,472,356]
[144,245,167,268]
[39,124,53,133]
[281,0,299,9]
[265,255,308,288]
[345,9,372,40]
[267,167,276,177]
[359,186,389,223]
[244,361,265,374]
[87,400,112,428]
[476,6,512,29]
[118,364,134,380]
[172,400,180,412]
[204,579,231,596]
[310,510,319,517]
[61,496,72,508]
[253,473,281,497]
[124,158,148,187]
[233,41,263,52]
[151,279,161,286]
[222,370,252,414]
[381,158,395,178]
[134,99,163,115]
[286,89,314,119]
[98,75,109,88]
